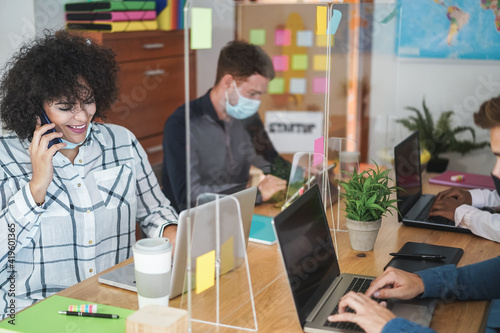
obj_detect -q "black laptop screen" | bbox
[273,184,340,326]
[394,131,422,217]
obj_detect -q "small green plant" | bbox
[396,98,489,160]
[339,163,399,222]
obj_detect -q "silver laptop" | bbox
[98,187,257,299]
[273,184,436,332]
[394,131,471,234]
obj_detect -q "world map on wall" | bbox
[397,0,500,59]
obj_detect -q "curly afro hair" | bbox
[0,30,119,140]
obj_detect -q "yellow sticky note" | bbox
[191,7,212,50]
[220,236,234,275]
[196,250,215,294]
[316,6,327,35]
[313,55,328,71]
[316,34,335,47]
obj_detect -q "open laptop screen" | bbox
[273,184,340,325]
[394,131,422,217]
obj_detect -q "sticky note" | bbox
[289,78,307,94]
[220,236,234,275]
[316,6,327,35]
[190,7,212,49]
[196,250,215,294]
[273,55,289,72]
[249,29,266,45]
[296,30,313,47]
[328,9,342,35]
[316,34,335,47]
[314,137,324,166]
[268,78,285,94]
[313,77,327,94]
[275,29,291,46]
[313,55,328,71]
[291,54,308,70]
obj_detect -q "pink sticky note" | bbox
[272,55,289,72]
[314,137,324,166]
[275,29,291,46]
[313,77,327,94]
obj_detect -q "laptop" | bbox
[98,186,257,298]
[273,184,436,332]
[394,131,472,234]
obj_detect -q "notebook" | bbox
[394,131,472,234]
[98,187,257,299]
[384,242,464,272]
[65,11,157,22]
[429,170,495,190]
[273,184,436,332]
[248,214,276,245]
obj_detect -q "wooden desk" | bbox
[57,173,500,332]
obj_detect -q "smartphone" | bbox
[39,109,62,149]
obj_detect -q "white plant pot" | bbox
[345,218,382,252]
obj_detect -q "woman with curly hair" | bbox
[0,30,177,318]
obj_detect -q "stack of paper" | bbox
[65,1,158,33]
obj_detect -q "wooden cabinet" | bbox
[85,30,196,166]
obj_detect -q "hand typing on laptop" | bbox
[428,188,472,221]
[327,267,424,333]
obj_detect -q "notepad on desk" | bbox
[429,170,494,190]
[0,295,134,333]
[249,214,277,245]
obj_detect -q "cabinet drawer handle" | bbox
[144,69,166,77]
[142,43,165,49]
[146,144,163,154]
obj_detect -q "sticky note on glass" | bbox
[314,137,324,167]
[316,34,335,47]
[291,54,308,70]
[316,6,327,35]
[268,78,285,94]
[273,55,289,72]
[313,55,328,71]
[289,78,306,94]
[313,77,327,94]
[328,10,342,35]
[190,7,212,50]
[275,29,291,46]
[220,236,234,275]
[249,29,266,45]
[296,30,313,47]
[196,250,215,294]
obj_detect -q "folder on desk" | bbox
[0,295,134,333]
[384,242,464,273]
[66,20,158,32]
[249,214,277,245]
[65,1,156,12]
[65,10,157,22]
[428,170,495,190]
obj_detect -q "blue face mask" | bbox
[225,81,261,119]
[61,122,92,150]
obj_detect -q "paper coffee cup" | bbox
[132,237,172,308]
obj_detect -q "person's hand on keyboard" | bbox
[327,292,395,333]
[429,196,462,221]
[435,188,472,205]
[365,267,425,300]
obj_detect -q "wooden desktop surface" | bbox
[57,173,500,332]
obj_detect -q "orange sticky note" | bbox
[316,6,327,35]
[196,250,215,294]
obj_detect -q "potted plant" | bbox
[396,98,489,172]
[339,163,399,251]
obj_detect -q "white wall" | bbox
[368,1,500,174]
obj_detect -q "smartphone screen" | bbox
[39,110,62,149]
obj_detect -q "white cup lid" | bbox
[133,237,172,255]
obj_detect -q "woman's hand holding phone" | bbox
[28,119,66,204]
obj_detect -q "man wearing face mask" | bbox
[429,96,500,243]
[162,40,287,212]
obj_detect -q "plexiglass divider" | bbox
[179,193,257,332]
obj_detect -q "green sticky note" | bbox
[249,29,266,45]
[196,250,215,294]
[0,295,134,333]
[292,54,308,70]
[268,78,285,94]
[190,7,212,50]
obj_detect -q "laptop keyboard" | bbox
[323,277,375,332]
[417,199,455,226]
